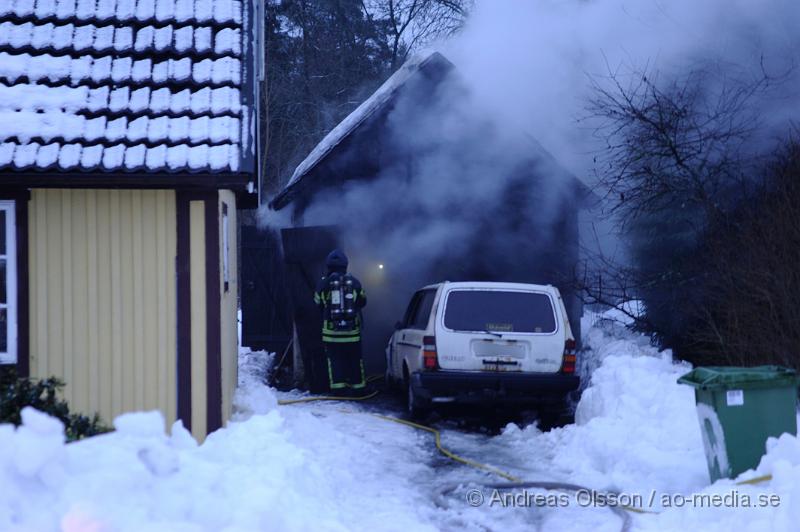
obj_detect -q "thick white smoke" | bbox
[444,0,799,180]
[261,0,799,367]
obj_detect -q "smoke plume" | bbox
[262,0,799,367]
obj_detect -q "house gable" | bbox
[269,52,589,211]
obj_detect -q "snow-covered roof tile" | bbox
[175,0,194,23]
[84,117,108,140]
[166,144,188,169]
[95,25,115,50]
[111,57,133,82]
[156,0,175,22]
[129,116,151,141]
[168,116,189,142]
[214,27,240,56]
[15,142,40,168]
[154,25,172,50]
[146,144,167,169]
[194,0,212,23]
[31,22,54,49]
[37,143,61,168]
[131,58,152,82]
[135,0,156,21]
[124,143,146,168]
[134,26,154,51]
[81,144,103,168]
[109,87,130,112]
[147,116,167,142]
[0,0,249,174]
[71,55,92,82]
[188,143,208,169]
[96,0,117,21]
[190,86,210,113]
[87,87,110,111]
[105,117,128,141]
[116,0,136,21]
[194,26,211,52]
[114,26,133,51]
[0,143,14,167]
[102,143,126,169]
[0,84,88,111]
[174,25,193,51]
[36,0,58,19]
[76,0,97,21]
[170,88,191,113]
[129,87,150,112]
[13,1,35,18]
[56,0,78,19]
[58,143,82,168]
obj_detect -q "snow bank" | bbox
[233,349,277,418]
[496,309,800,530]
[1,313,798,531]
[0,351,435,532]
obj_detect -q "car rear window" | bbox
[443,290,556,333]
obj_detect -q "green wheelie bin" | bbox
[678,366,798,483]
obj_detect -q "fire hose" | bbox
[277,385,772,532]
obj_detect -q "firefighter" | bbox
[314,249,368,395]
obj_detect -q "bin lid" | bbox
[677,365,798,390]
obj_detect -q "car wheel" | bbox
[406,377,428,420]
[538,402,574,431]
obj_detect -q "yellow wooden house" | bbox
[0,0,262,440]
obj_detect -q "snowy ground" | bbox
[2,312,799,531]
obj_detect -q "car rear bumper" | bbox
[411,370,580,406]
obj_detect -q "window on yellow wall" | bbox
[222,202,230,292]
[0,201,17,364]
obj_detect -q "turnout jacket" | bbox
[314,272,367,343]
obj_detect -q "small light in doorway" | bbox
[378,264,384,270]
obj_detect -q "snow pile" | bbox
[0,350,435,531]
[232,349,277,419]
[495,310,800,530]
[496,315,705,492]
[1,314,798,531]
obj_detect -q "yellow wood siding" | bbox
[29,189,177,427]
[219,190,238,426]
[189,200,208,440]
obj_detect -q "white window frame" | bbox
[222,202,230,292]
[0,201,17,364]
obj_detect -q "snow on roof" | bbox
[0,0,247,174]
[287,53,445,187]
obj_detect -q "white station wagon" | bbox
[386,281,579,422]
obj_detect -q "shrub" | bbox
[0,365,111,441]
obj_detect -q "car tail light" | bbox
[423,336,438,370]
[562,339,577,374]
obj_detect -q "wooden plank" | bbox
[86,190,100,412]
[110,190,124,415]
[205,194,222,433]
[71,189,88,412]
[46,191,64,381]
[141,190,158,412]
[189,200,207,440]
[60,190,73,398]
[175,192,192,431]
[96,190,113,421]
[119,191,135,411]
